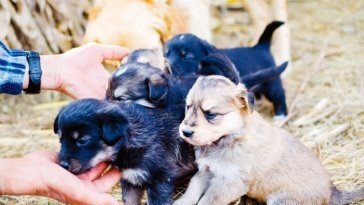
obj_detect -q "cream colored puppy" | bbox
[174,75,364,205]
[83,0,211,52]
[171,0,211,42]
[83,0,187,51]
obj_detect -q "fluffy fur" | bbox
[106,49,287,109]
[175,75,364,205]
[83,0,211,52]
[165,21,288,118]
[54,99,196,205]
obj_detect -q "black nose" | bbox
[182,130,194,138]
[59,160,69,170]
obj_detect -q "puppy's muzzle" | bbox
[59,159,70,170]
[182,130,194,138]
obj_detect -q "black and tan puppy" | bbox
[107,49,288,109]
[165,21,287,119]
[54,99,196,205]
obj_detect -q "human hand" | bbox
[0,151,121,205]
[39,43,129,99]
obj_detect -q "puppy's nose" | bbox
[182,130,194,138]
[59,160,69,170]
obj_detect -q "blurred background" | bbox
[0,0,363,204]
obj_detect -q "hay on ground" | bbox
[0,0,363,204]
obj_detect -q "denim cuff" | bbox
[0,41,27,95]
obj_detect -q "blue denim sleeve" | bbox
[0,40,28,95]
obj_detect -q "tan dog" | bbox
[83,0,211,52]
[83,0,185,51]
[174,75,364,205]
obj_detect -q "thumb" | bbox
[95,44,129,61]
[93,168,122,192]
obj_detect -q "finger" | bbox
[46,168,119,205]
[92,168,122,192]
[95,44,130,61]
[64,185,120,205]
[78,162,109,181]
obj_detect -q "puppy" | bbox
[83,0,211,52]
[175,75,364,205]
[212,0,291,77]
[106,49,288,109]
[127,48,166,71]
[242,0,291,77]
[171,0,211,42]
[54,99,196,205]
[165,21,288,118]
[84,0,185,51]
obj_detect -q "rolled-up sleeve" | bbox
[0,41,27,95]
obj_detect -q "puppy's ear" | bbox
[53,113,59,134]
[97,105,129,146]
[147,73,168,103]
[199,53,240,84]
[53,107,65,134]
[237,85,255,114]
[201,40,217,55]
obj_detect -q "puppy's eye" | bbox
[180,50,194,60]
[76,136,90,147]
[185,105,192,112]
[184,53,194,60]
[204,111,218,121]
[116,96,125,101]
[114,95,126,101]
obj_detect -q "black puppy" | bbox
[54,99,195,205]
[107,51,288,109]
[165,21,288,119]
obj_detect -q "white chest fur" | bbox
[123,168,150,186]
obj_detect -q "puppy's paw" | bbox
[273,114,286,122]
[173,198,193,205]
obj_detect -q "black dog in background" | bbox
[54,99,195,205]
[107,49,287,109]
[165,21,288,119]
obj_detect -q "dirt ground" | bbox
[0,0,363,204]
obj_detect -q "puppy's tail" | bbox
[330,186,364,205]
[242,62,288,89]
[256,21,284,47]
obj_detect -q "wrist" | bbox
[0,158,7,195]
[0,158,21,195]
[40,55,62,91]
[0,158,45,196]
[22,63,30,90]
